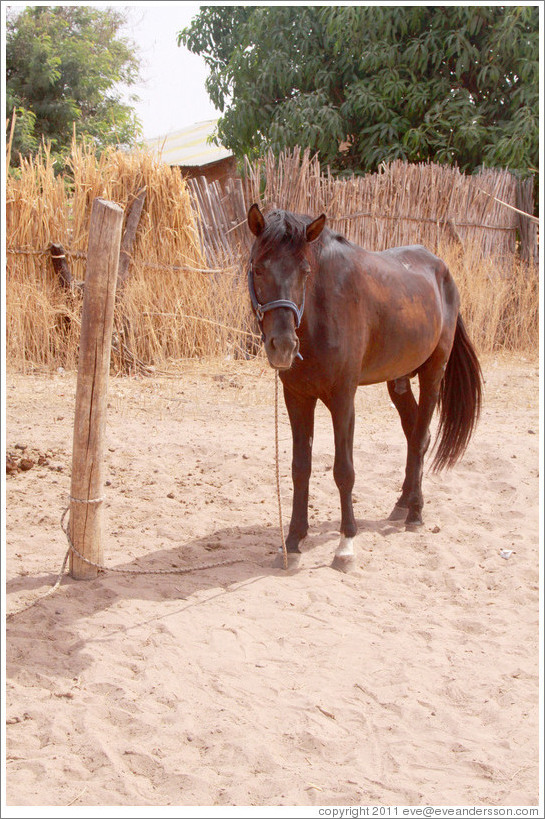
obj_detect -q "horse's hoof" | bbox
[405,519,423,532]
[331,554,356,573]
[272,550,301,570]
[388,504,408,522]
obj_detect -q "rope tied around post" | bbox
[6,498,248,620]
[60,505,245,577]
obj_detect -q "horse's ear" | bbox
[306,213,326,243]
[248,203,265,237]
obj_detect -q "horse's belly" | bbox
[358,356,430,386]
[352,261,446,385]
[358,311,442,385]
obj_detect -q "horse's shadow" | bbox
[6,514,405,681]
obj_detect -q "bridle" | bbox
[247,265,306,329]
[247,265,305,360]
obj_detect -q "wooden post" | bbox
[69,198,123,579]
[117,186,146,292]
[50,242,73,289]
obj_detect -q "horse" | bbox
[247,203,483,571]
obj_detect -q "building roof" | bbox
[145,119,232,167]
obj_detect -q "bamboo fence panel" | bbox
[202,149,533,260]
[190,149,535,266]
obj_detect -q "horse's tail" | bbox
[432,315,483,471]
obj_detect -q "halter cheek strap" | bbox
[247,266,304,360]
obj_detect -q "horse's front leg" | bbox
[328,389,357,572]
[283,387,317,556]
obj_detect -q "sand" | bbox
[4,355,541,808]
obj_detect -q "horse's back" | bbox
[316,235,459,384]
[373,243,452,284]
[320,236,456,312]
[322,233,452,285]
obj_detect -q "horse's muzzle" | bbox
[264,333,300,370]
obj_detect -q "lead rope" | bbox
[275,370,289,570]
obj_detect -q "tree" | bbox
[6,6,142,164]
[178,6,539,178]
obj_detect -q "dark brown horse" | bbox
[247,204,483,570]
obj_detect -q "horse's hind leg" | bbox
[387,377,418,521]
[396,360,446,528]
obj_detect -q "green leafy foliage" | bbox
[6,6,142,167]
[178,6,538,178]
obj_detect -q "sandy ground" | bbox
[4,354,541,808]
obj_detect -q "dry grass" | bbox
[119,257,255,366]
[5,142,538,373]
[439,239,539,355]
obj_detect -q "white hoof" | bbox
[332,535,356,572]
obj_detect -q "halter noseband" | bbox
[248,266,305,360]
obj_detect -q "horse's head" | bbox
[247,204,326,370]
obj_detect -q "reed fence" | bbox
[5,142,539,371]
[190,148,537,266]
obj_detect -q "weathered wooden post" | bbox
[69,198,124,579]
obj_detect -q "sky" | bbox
[119,3,219,140]
[3,1,219,141]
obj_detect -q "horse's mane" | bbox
[254,209,348,263]
[255,210,314,259]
